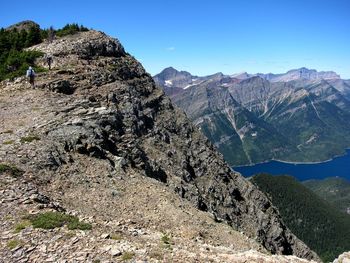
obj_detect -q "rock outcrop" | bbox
[0,28,320,262]
[333,251,350,263]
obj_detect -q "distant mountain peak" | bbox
[161,66,179,73]
[154,67,194,89]
[231,72,251,79]
[273,67,340,82]
[239,75,266,84]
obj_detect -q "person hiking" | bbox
[46,55,53,70]
[26,66,35,88]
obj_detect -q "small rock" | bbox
[109,247,122,257]
[101,233,110,239]
[70,237,79,244]
[13,248,24,257]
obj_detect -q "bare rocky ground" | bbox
[0,30,321,262]
[0,171,313,263]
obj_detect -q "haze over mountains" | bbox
[154,67,350,166]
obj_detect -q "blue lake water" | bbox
[234,149,350,181]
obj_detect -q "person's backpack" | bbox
[27,69,34,77]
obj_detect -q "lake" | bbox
[234,149,350,181]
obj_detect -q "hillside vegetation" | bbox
[303,177,350,214]
[251,173,350,262]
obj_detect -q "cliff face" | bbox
[0,29,320,262]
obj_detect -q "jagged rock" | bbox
[47,80,75,94]
[100,233,110,239]
[31,193,50,204]
[109,247,122,256]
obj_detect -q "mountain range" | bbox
[154,67,350,166]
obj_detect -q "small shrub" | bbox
[121,251,134,261]
[67,220,92,231]
[7,239,21,249]
[64,231,76,239]
[2,130,13,134]
[3,140,15,145]
[161,233,173,250]
[14,220,31,233]
[161,234,171,244]
[20,135,40,143]
[110,233,122,240]
[0,163,24,177]
[29,211,91,230]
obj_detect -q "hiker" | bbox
[26,66,35,88]
[46,55,53,70]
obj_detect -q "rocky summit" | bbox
[0,27,320,262]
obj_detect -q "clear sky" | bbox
[1,0,349,78]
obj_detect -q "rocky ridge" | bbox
[0,28,320,262]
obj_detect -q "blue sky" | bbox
[1,0,349,78]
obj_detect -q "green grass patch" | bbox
[121,251,134,261]
[3,140,15,145]
[67,219,92,231]
[161,233,173,250]
[161,233,171,244]
[20,135,40,143]
[14,220,31,233]
[2,130,13,134]
[7,239,22,249]
[0,163,24,177]
[110,233,122,240]
[28,211,91,230]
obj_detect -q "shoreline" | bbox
[233,148,350,168]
